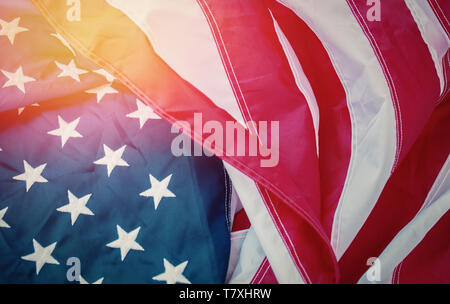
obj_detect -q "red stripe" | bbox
[199,0,321,216]
[339,100,450,283]
[251,258,279,284]
[394,212,450,284]
[348,0,442,170]
[268,1,351,237]
[257,265,278,284]
[231,208,250,232]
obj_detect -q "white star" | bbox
[21,239,59,275]
[48,115,83,148]
[93,69,115,82]
[13,160,48,192]
[140,174,176,210]
[55,60,88,82]
[0,207,10,228]
[57,190,94,226]
[126,99,161,129]
[106,225,144,261]
[152,258,191,284]
[93,144,129,177]
[1,66,35,94]
[18,103,39,116]
[85,83,118,103]
[50,33,76,56]
[0,17,29,45]
[80,275,104,284]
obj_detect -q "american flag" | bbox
[1,0,449,284]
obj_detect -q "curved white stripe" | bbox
[404,0,450,94]
[224,162,305,284]
[227,227,265,284]
[270,12,320,155]
[278,0,397,259]
[106,0,247,127]
[358,156,450,284]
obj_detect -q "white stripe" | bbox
[270,12,320,155]
[277,0,397,259]
[404,0,450,94]
[227,227,265,284]
[358,155,450,284]
[223,162,305,284]
[106,0,247,127]
[225,185,255,283]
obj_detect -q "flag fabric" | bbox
[1,0,449,284]
[0,0,231,284]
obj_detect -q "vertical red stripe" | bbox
[268,1,352,237]
[348,0,442,170]
[199,0,322,214]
